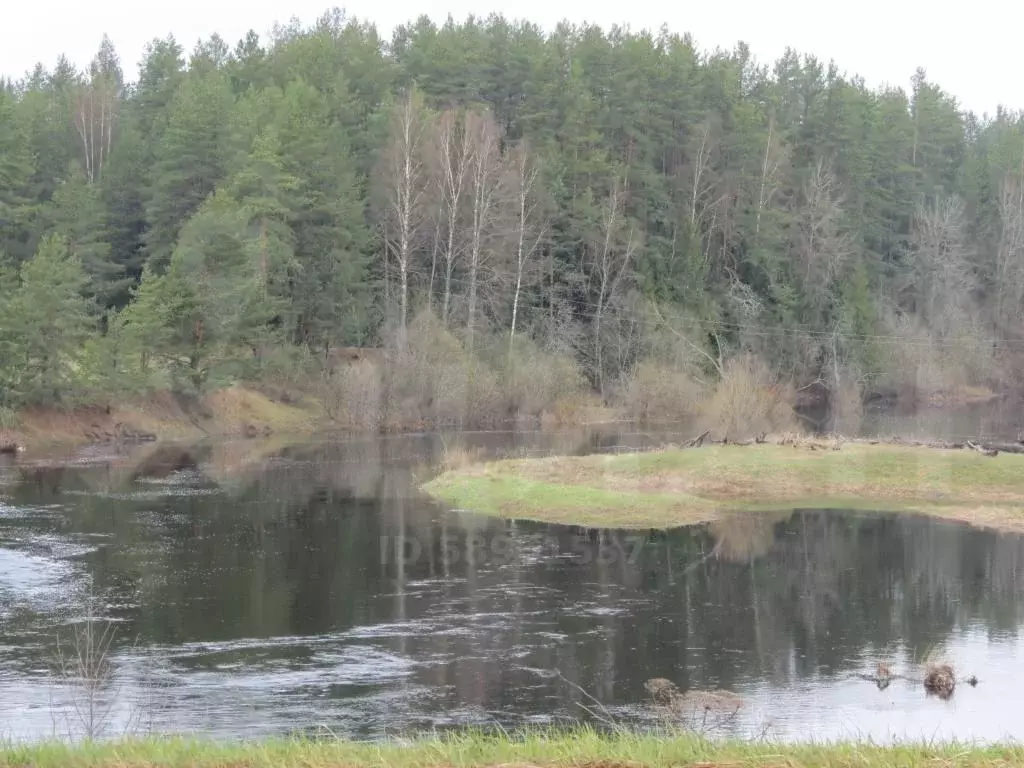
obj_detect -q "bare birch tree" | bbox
[588,175,638,399]
[755,111,789,240]
[675,115,724,276]
[464,109,503,350]
[686,116,723,234]
[505,139,547,352]
[379,88,428,337]
[432,109,473,325]
[74,40,123,184]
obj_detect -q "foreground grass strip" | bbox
[422,443,1024,530]
[2,731,1023,768]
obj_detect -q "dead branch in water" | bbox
[676,431,1024,458]
[685,430,711,448]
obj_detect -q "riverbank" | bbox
[2,731,1021,768]
[0,386,324,455]
[423,438,1024,531]
[0,387,620,457]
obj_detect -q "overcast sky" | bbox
[2,0,1020,117]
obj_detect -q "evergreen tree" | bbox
[101,119,150,307]
[0,88,36,261]
[47,165,124,306]
[144,63,232,269]
[4,235,95,404]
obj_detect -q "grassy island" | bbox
[2,732,1022,768]
[422,441,1024,531]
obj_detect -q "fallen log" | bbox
[685,430,711,448]
[677,432,1024,457]
[972,441,1024,455]
[966,441,999,457]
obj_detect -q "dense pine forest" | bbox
[1,10,1023,431]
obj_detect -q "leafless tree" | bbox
[505,140,547,352]
[688,116,719,230]
[379,88,428,337]
[464,109,504,350]
[588,175,638,399]
[996,171,1024,330]
[910,194,975,336]
[73,75,120,184]
[796,159,851,318]
[431,109,473,325]
[755,111,789,240]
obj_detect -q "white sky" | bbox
[2,0,1021,117]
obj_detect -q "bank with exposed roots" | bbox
[422,437,1024,531]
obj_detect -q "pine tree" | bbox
[274,79,372,351]
[5,235,95,404]
[144,67,233,269]
[0,88,36,261]
[101,119,150,307]
[47,165,124,306]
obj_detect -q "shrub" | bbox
[336,360,385,431]
[828,369,864,434]
[875,312,1004,402]
[699,354,798,438]
[0,406,20,430]
[622,361,705,423]
[503,339,587,419]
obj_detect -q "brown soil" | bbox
[5,386,322,455]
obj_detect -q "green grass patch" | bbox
[422,442,1024,530]
[2,730,1022,768]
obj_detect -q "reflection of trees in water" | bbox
[708,511,792,564]
[4,438,1024,730]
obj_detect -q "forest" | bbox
[1,9,1023,431]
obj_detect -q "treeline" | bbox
[1,10,1023,422]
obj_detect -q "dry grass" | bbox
[6,386,323,453]
[440,441,487,473]
[205,386,319,436]
[423,441,1024,530]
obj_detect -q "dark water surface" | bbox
[1,425,1023,744]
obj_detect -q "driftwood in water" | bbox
[729,432,770,447]
[966,440,999,457]
[685,430,711,448]
[912,438,1024,456]
[970,441,1024,455]
[680,432,1024,458]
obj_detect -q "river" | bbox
[1,411,1023,743]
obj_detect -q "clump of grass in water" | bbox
[923,662,957,700]
[642,677,743,736]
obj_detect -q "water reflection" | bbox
[0,430,1022,743]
